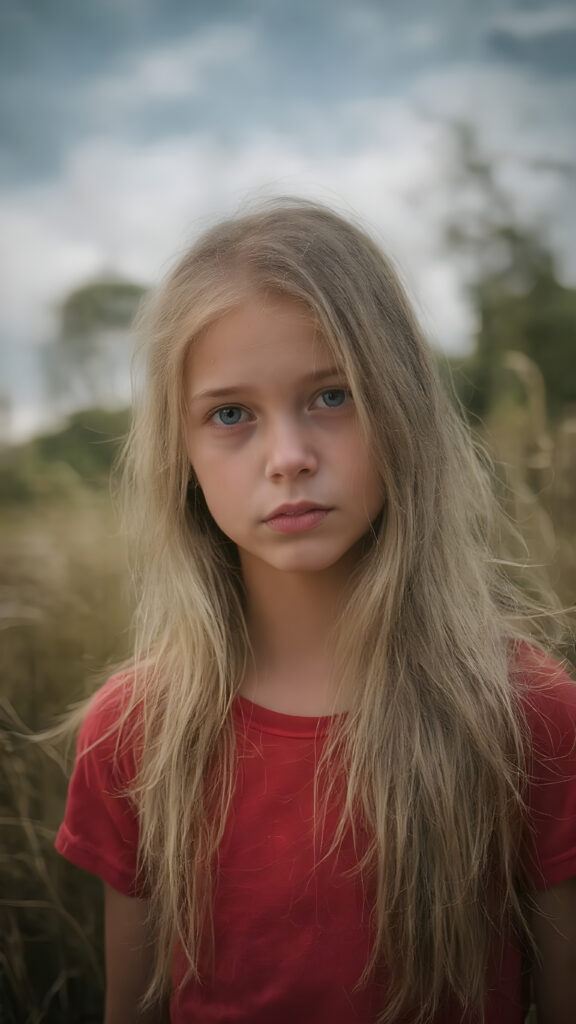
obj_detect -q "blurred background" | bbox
[1,0,575,1020]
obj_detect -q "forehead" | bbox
[185,294,339,393]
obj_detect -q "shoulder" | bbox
[510,642,576,889]
[509,641,576,757]
[57,670,147,895]
[75,670,144,781]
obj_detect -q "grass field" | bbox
[1,493,129,1023]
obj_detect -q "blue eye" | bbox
[318,388,348,408]
[213,406,247,426]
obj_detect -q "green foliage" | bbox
[452,262,576,422]
[443,125,576,422]
[522,269,576,415]
[33,407,131,481]
[0,407,130,506]
[59,281,145,341]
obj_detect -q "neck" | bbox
[239,557,354,715]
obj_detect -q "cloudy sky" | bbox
[1,0,575,439]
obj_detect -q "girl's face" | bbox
[184,293,384,579]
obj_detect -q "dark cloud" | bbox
[1,0,574,187]
[487,26,576,76]
[0,0,461,185]
[0,0,259,182]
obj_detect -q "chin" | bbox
[266,548,352,574]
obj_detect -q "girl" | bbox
[55,199,576,1023]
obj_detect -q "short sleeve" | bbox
[55,675,146,897]
[516,646,576,890]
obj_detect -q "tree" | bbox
[442,125,576,421]
[42,276,146,412]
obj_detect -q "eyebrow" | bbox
[190,365,344,403]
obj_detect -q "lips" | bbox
[264,503,332,534]
[265,501,329,520]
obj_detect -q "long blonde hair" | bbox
[99,200,564,1021]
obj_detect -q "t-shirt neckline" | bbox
[233,694,342,738]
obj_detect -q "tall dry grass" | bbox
[1,490,130,1023]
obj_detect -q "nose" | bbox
[264,416,318,480]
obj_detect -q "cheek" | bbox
[356,465,385,511]
[338,429,379,483]
[345,442,384,514]
[192,451,245,505]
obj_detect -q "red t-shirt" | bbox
[55,647,576,1023]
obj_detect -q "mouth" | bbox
[264,503,332,534]
[264,501,330,520]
